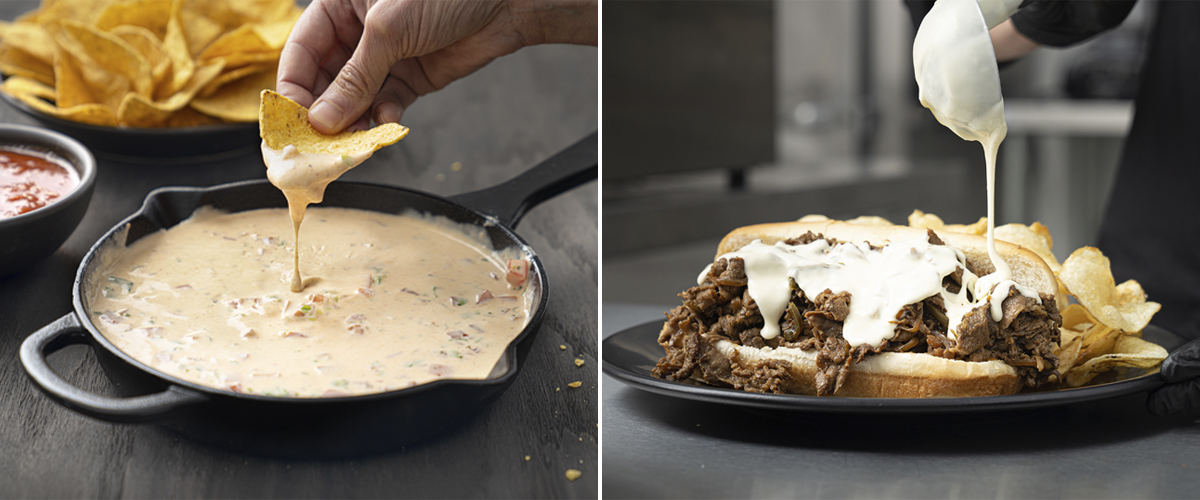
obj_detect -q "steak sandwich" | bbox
[653,218,1063,398]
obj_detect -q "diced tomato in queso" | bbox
[506,259,528,287]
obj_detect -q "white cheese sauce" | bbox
[912,0,1040,319]
[87,207,531,398]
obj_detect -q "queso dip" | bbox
[86,207,531,398]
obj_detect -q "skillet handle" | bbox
[449,131,597,228]
[20,313,209,423]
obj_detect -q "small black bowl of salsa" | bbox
[0,124,95,276]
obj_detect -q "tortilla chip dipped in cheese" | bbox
[258,89,410,292]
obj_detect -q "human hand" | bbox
[1146,338,1200,416]
[277,0,596,134]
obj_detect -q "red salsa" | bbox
[0,148,77,217]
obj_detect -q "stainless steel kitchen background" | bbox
[603,0,1154,305]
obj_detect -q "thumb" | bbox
[308,28,394,134]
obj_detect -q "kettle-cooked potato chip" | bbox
[1059,246,1161,334]
[259,90,409,156]
[1065,335,1168,387]
[908,209,988,235]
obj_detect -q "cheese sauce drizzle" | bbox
[703,234,989,348]
[262,142,372,292]
[912,0,1040,319]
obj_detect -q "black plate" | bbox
[603,321,1185,414]
[1,91,258,163]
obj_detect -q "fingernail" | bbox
[308,101,342,130]
[376,102,402,124]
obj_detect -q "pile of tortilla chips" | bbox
[833,209,1169,388]
[0,0,301,127]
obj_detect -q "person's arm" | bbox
[905,0,1137,64]
[277,0,597,134]
[991,19,1040,62]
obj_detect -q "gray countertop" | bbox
[602,302,1200,499]
[0,1,597,496]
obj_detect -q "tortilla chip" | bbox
[118,61,224,127]
[59,21,152,100]
[110,25,172,93]
[0,45,54,86]
[95,0,174,40]
[198,63,273,98]
[0,22,55,66]
[4,85,117,126]
[259,89,410,155]
[192,68,276,122]
[160,2,196,98]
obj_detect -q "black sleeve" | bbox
[1011,0,1138,47]
[903,0,936,31]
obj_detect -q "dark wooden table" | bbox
[0,2,597,496]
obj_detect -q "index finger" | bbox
[277,2,341,108]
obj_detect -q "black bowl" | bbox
[1,92,258,164]
[0,124,96,277]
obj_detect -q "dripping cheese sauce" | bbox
[87,206,532,398]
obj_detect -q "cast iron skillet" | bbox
[19,132,596,457]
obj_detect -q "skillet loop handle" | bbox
[449,131,597,228]
[20,313,209,423]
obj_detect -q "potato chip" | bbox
[844,215,894,226]
[1054,328,1083,377]
[1059,247,1161,334]
[1065,335,1169,387]
[1077,322,1120,366]
[995,223,1060,273]
[907,209,987,235]
[259,89,410,155]
[192,68,277,122]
